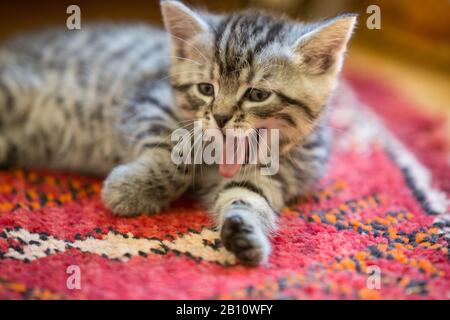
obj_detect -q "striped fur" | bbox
[0,1,356,265]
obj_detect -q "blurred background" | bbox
[0,0,449,115]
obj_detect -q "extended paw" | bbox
[101,161,171,216]
[221,214,270,266]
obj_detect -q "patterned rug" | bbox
[0,72,449,300]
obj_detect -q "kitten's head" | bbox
[161,0,356,152]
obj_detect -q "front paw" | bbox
[101,161,170,216]
[221,213,271,266]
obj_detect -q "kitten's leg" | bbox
[102,145,192,216]
[0,136,16,169]
[101,92,193,216]
[211,127,329,265]
[210,171,284,266]
[0,66,33,168]
[0,136,10,167]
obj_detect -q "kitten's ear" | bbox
[161,1,209,44]
[294,14,357,75]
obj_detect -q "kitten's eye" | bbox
[245,88,271,102]
[197,83,215,96]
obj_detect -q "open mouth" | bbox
[174,123,277,178]
[218,128,263,178]
[219,133,248,178]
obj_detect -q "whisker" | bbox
[166,32,209,63]
[158,71,205,82]
[169,55,202,66]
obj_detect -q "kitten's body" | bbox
[0,2,355,265]
[0,24,171,174]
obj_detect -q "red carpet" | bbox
[0,73,449,299]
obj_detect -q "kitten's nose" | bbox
[213,114,232,129]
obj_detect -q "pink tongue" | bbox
[219,136,245,178]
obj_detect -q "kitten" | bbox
[0,1,356,265]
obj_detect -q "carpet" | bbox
[0,73,449,300]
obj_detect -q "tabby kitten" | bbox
[0,1,356,265]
